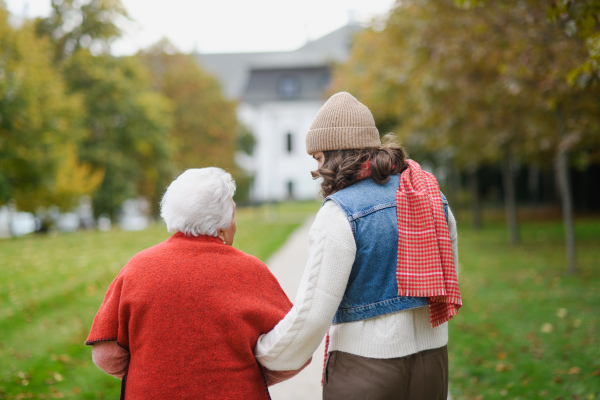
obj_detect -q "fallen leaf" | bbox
[556,308,567,318]
[497,352,507,360]
[53,372,63,382]
[58,354,70,363]
[541,323,554,333]
[569,367,581,375]
[496,363,509,372]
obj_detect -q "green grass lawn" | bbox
[1,203,598,399]
[0,201,319,399]
[449,217,600,400]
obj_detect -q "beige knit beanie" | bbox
[305,92,381,154]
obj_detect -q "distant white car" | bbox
[56,213,80,232]
[10,212,36,236]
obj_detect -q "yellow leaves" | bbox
[21,142,107,210]
[55,143,104,197]
[16,371,30,386]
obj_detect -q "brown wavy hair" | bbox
[311,136,408,197]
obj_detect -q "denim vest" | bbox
[324,174,449,324]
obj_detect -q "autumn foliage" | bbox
[0,1,244,220]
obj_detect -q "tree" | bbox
[35,1,174,219]
[331,1,524,233]
[138,40,246,197]
[331,0,600,271]
[0,8,100,213]
[35,0,128,62]
[62,50,173,218]
[454,0,600,86]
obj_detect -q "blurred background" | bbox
[0,0,599,399]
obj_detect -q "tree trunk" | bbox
[501,152,520,245]
[555,145,578,275]
[555,108,578,275]
[528,163,540,203]
[468,167,483,230]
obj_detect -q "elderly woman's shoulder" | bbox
[228,247,270,270]
[115,240,272,279]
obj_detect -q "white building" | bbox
[196,24,362,202]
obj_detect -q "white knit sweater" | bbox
[255,200,459,371]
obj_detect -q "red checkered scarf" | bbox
[396,159,462,327]
[356,159,461,325]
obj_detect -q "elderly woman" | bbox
[87,167,307,399]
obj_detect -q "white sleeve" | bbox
[254,200,356,371]
[447,206,459,277]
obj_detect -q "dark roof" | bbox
[195,24,363,99]
[242,66,331,103]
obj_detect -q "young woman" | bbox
[255,92,462,400]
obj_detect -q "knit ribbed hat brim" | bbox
[306,127,381,154]
[306,92,381,154]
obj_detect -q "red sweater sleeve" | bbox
[92,341,129,379]
[86,271,130,349]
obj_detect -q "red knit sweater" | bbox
[86,233,293,400]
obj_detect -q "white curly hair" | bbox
[160,167,236,237]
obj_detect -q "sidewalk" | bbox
[263,216,452,400]
[265,215,324,400]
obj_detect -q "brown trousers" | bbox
[323,346,448,400]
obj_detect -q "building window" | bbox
[278,76,300,99]
[287,181,294,199]
[286,132,293,153]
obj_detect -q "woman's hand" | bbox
[262,358,312,386]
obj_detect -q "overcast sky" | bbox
[6,0,395,55]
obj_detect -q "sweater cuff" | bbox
[91,341,129,379]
